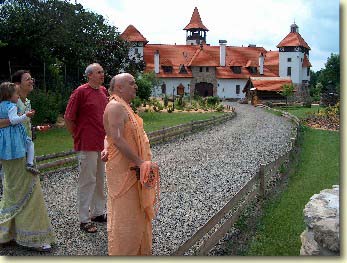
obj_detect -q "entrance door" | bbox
[195,82,213,97]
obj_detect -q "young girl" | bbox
[0,82,38,174]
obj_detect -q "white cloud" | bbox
[73,0,339,72]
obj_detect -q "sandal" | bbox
[34,244,52,252]
[91,214,107,223]
[80,222,97,233]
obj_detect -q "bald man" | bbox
[103,73,159,255]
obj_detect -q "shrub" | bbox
[163,95,169,108]
[167,105,173,113]
[131,96,142,113]
[206,96,219,107]
[29,89,62,125]
[215,104,224,112]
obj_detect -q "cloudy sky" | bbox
[71,0,340,72]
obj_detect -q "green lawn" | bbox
[277,105,322,119]
[34,111,223,156]
[139,111,222,132]
[243,107,340,256]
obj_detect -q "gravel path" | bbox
[0,102,295,256]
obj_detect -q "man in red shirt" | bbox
[64,63,108,233]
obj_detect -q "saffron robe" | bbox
[105,95,159,256]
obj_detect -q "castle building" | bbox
[120,7,311,101]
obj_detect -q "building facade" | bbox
[120,7,311,101]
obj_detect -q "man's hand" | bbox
[101,148,109,162]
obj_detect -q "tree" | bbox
[317,53,340,94]
[280,83,295,105]
[135,72,161,102]
[0,0,144,124]
[308,53,339,104]
[0,0,143,85]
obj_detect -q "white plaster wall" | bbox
[217,79,247,99]
[152,78,192,97]
[279,51,305,84]
[128,46,144,62]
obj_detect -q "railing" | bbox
[36,112,236,172]
[171,107,301,255]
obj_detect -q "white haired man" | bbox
[64,63,108,233]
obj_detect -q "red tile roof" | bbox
[276,32,310,50]
[143,44,195,77]
[302,54,312,67]
[120,25,148,43]
[187,45,219,66]
[249,77,293,91]
[143,44,280,79]
[263,51,279,76]
[183,7,209,31]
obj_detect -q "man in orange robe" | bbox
[102,73,159,256]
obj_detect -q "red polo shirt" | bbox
[64,83,108,151]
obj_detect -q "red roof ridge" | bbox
[187,47,218,66]
[276,32,310,50]
[183,7,209,31]
[250,76,291,81]
[120,24,148,43]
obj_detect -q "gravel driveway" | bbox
[0,102,295,256]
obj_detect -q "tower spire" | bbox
[183,7,209,45]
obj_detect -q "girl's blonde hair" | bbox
[0,82,16,102]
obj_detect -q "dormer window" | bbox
[231,66,241,74]
[162,66,173,73]
[179,64,187,74]
[248,67,257,74]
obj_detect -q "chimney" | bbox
[219,40,227,67]
[154,50,160,74]
[259,52,264,75]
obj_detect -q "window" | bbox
[236,85,240,94]
[307,68,310,76]
[287,67,291,76]
[248,67,257,74]
[134,48,138,54]
[199,67,203,72]
[287,58,291,62]
[162,66,172,73]
[179,64,187,74]
[206,67,209,72]
[231,66,241,74]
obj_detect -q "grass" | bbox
[277,104,322,119]
[34,111,223,156]
[139,111,222,132]
[35,127,73,156]
[242,107,340,256]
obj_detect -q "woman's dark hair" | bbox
[11,70,30,83]
[0,82,17,102]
